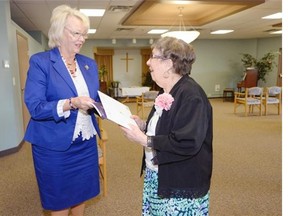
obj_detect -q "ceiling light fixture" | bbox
[80,9,105,17]
[148,29,168,34]
[210,30,234,35]
[262,12,282,19]
[161,7,200,44]
[270,30,282,34]
[88,29,96,34]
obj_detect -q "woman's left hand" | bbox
[71,96,94,111]
[120,124,147,147]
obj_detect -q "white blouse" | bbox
[57,60,97,142]
[145,107,163,172]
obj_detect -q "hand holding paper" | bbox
[93,91,137,129]
[90,101,107,119]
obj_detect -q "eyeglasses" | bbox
[65,27,88,40]
[149,54,169,60]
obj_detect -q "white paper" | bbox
[97,91,137,129]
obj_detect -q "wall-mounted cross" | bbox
[120,52,134,72]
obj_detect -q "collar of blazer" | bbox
[49,47,98,99]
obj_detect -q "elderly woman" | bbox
[24,5,100,216]
[121,37,213,215]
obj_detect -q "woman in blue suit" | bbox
[24,5,101,216]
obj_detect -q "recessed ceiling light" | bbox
[88,29,96,34]
[80,9,105,17]
[262,12,282,19]
[270,30,282,34]
[148,29,168,34]
[167,1,193,4]
[210,30,234,34]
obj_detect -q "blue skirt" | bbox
[32,135,100,211]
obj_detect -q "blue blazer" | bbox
[24,47,100,151]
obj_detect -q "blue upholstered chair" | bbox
[262,86,282,115]
[234,87,263,116]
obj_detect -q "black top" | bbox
[143,75,213,199]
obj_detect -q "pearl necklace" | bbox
[62,56,77,78]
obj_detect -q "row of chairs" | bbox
[96,86,280,196]
[234,86,282,116]
[136,87,281,118]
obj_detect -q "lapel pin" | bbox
[85,65,89,70]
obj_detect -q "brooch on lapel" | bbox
[84,65,89,70]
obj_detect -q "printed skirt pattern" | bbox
[142,167,210,216]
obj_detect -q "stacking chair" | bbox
[136,90,159,118]
[234,87,263,116]
[262,86,281,115]
[96,116,108,196]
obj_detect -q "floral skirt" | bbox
[142,168,210,216]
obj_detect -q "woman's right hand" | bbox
[120,124,147,147]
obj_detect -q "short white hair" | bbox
[48,5,90,48]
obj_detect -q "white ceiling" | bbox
[10,0,282,40]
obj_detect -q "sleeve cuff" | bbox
[57,99,70,118]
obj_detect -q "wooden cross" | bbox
[121,52,134,72]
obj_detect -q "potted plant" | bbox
[110,81,120,98]
[142,71,160,90]
[111,81,120,88]
[142,71,153,87]
[98,64,107,82]
[240,52,276,82]
[240,53,257,69]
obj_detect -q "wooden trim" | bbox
[93,48,114,55]
[140,48,152,55]
[277,48,282,87]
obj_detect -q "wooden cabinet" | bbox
[100,81,107,94]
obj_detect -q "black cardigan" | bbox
[143,75,213,199]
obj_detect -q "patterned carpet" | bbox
[0,99,282,216]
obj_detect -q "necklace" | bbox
[62,56,77,78]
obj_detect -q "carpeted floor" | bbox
[0,99,282,216]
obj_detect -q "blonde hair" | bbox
[48,5,90,48]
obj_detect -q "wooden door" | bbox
[93,48,114,83]
[16,32,30,130]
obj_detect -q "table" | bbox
[223,88,234,102]
[119,86,150,103]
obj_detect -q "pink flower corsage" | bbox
[154,93,174,112]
